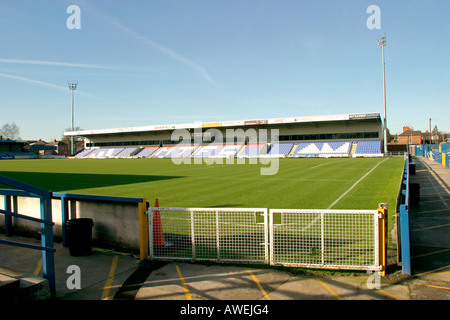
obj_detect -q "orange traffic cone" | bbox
[153,198,166,246]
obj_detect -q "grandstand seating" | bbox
[151,146,174,158]
[172,146,197,158]
[152,146,196,158]
[192,145,224,158]
[0,152,38,159]
[267,143,294,155]
[217,145,242,157]
[116,147,139,158]
[87,148,124,158]
[237,144,265,157]
[354,140,381,154]
[291,141,351,157]
[133,146,158,158]
[70,140,382,159]
[74,149,94,158]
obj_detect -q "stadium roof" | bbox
[64,112,381,137]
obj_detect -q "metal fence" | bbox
[0,175,56,298]
[146,206,386,272]
[147,207,269,264]
[269,209,382,271]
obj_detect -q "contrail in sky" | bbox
[0,58,114,69]
[0,72,67,91]
[78,0,216,86]
[110,20,216,86]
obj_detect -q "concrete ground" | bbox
[408,156,450,300]
[1,155,449,306]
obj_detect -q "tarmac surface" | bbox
[1,156,449,307]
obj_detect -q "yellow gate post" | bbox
[378,203,388,276]
[138,198,149,261]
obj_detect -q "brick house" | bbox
[398,126,424,145]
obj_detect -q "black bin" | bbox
[66,218,94,256]
[409,183,420,206]
[409,163,416,175]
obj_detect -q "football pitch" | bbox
[0,156,404,213]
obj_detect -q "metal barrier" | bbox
[397,156,411,275]
[147,207,269,264]
[1,179,149,298]
[414,144,450,168]
[269,208,385,272]
[0,175,56,298]
[146,205,387,273]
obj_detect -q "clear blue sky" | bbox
[1,0,449,141]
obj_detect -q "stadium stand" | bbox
[0,140,38,159]
[237,144,265,158]
[115,147,139,158]
[354,140,381,154]
[133,146,158,158]
[191,144,243,158]
[267,143,294,156]
[84,148,124,158]
[0,152,38,159]
[290,141,352,157]
[151,146,174,158]
[71,139,382,159]
[74,148,94,158]
[152,146,196,158]
[192,145,225,158]
[217,144,242,157]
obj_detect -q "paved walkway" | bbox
[1,155,449,305]
[408,156,450,300]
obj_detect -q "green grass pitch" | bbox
[1,156,404,260]
[0,157,404,209]
[0,157,404,229]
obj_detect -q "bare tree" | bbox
[0,122,21,140]
[61,126,84,152]
[432,125,442,143]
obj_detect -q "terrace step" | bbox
[0,267,51,300]
[349,143,358,156]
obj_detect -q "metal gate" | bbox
[269,209,382,271]
[146,206,386,272]
[147,207,269,264]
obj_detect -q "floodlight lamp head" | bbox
[377,36,386,48]
[68,81,78,90]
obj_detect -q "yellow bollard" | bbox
[378,204,387,277]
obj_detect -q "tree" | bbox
[432,125,442,143]
[61,126,84,153]
[0,122,21,140]
[386,128,394,143]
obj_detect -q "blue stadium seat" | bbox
[237,144,265,157]
[133,147,158,158]
[267,143,294,155]
[354,140,381,154]
[292,141,351,156]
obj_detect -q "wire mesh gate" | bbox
[269,209,382,271]
[146,207,384,272]
[147,207,269,264]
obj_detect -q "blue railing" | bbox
[0,178,145,299]
[397,156,411,275]
[0,175,56,298]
